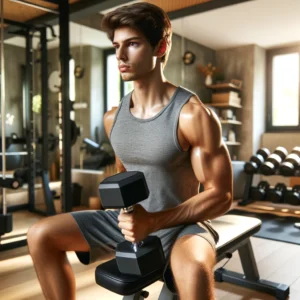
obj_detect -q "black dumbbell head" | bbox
[250,181,269,200]
[284,185,300,206]
[244,153,266,174]
[267,183,287,203]
[257,148,270,160]
[116,236,165,276]
[99,171,149,209]
[274,147,288,160]
[279,153,300,176]
[291,146,300,156]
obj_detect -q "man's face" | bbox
[113,26,158,81]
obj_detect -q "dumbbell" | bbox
[250,181,270,200]
[279,147,300,176]
[284,185,300,206]
[98,171,165,276]
[266,183,287,203]
[244,148,270,174]
[260,147,288,175]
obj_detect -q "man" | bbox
[27,2,232,300]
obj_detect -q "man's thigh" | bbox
[70,209,125,264]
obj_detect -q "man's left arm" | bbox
[150,97,233,231]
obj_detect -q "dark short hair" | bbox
[101,2,172,65]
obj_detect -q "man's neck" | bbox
[131,66,174,111]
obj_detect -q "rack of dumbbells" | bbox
[239,146,300,208]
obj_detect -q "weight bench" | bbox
[95,214,290,300]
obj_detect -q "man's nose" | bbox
[116,45,127,61]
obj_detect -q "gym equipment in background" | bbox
[284,185,300,206]
[265,183,287,204]
[260,146,288,176]
[249,181,270,201]
[244,148,270,174]
[240,146,300,207]
[99,171,165,276]
[80,138,115,170]
[279,146,300,177]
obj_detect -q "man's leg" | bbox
[170,235,216,300]
[27,213,91,300]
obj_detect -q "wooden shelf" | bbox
[225,141,241,146]
[206,83,241,91]
[220,120,242,125]
[207,103,242,109]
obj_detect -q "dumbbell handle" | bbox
[123,206,143,252]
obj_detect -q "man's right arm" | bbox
[103,108,126,173]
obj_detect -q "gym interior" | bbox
[0,0,300,299]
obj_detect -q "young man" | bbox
[27,2,232,300]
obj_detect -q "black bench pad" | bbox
[95,258,164,295]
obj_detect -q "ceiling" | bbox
[4,0,300,50]
[3,0,81,22]
[171,0,300,50]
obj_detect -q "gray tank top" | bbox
[110,86,199,212]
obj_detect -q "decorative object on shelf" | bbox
[221,109,234,120]
[182,51,195,65]
[198,62,223,85]
[230,79,243,89]
[228,130,236,143]
[205,74,213,85]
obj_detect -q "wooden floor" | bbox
[1,210,300,299]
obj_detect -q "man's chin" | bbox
[121,75,136,81]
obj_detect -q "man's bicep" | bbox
[191,144,232,193]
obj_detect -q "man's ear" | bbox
[156,39,167,58]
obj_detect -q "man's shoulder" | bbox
[180,94,207,117]
[104,106,119,124]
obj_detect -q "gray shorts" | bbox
[71,209,218,293]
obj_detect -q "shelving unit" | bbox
[225,141,241,146]
[206,82,243,159]
[221,120,242,125]
[208,103,242,109]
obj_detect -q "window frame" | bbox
[103,48,126,113]
[266,45,300,132]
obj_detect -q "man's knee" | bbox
[170,235,216,281]
[27,220,53,252]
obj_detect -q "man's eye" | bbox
[129,42,138,46]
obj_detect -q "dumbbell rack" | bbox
[238,167,300,207]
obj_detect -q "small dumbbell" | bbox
[99,171,165,276]
[279,147,300,176]
[261,147,288,176]
[244,148,270,174]
[266,183,287,203]
[284,185,300,206]
[250,181,270,200]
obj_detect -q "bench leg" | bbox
[122,290,149,300]
[214,238,290,300]
[158,283,178,300]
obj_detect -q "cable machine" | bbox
[0,0,72,251]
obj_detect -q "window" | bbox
[267,46,300,131]
[104,49,134,112]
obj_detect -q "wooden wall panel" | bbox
[2,0,80,23]
[143,0,211,13]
